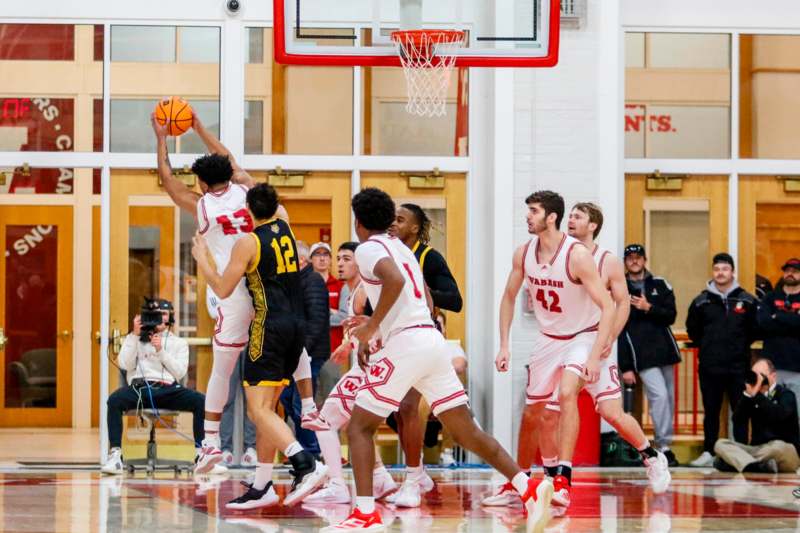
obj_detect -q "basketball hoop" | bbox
[390,29,466,118]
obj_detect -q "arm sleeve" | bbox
[685,300,703,346]
[647,282,677,326]
[355,241,389,282]
[330,284,350,326]
[755,390,798,426]
[160,336,189,381]
[423,250,463,312]
[118,335,140,372]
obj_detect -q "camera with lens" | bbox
[139,297,174,343]
[745,369,769,388]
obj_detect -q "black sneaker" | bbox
[713,457,737,472]
[283,451,329,506]
[225,481,279,510]
[743,459,778,474]
[662,449,679,467]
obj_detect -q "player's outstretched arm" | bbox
[570,245,615,382]
[496,244,527,372]
[605,255,631,342]
[191,112,256,189]
[152,114,200,215]
[191,231,254,299]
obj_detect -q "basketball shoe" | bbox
[645,451,671,494]
[320,507,384,532]
[522,477,553,533]
[551,475,570,508]
[481,481,521,506]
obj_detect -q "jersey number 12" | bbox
[271,235,298,274]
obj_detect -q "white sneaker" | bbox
[689,451,715,468]
[645,452,672,495]
[385,470,433,505]
[373,468,398,499]
[439,448,456,467]
[221,450,234,467]
[304,480,351,504]
[195,440,223,474]
[241,447,258,467]
[284,461,329,506]
[387,479,422,508]
[481,482,521,507]
[209,463,229,475]
[101,448,124,475]
[226,481,280,510]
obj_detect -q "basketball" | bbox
[154,96,193,136]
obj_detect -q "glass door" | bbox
[0,205,73,426]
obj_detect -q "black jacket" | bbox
[732,384,800,455]
[299,264,331,360]
[618,271,681,373]
[686,283,758,374]
[757,289,800,373]
[412,243,463,312]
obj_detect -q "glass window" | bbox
[178,27,219,63]
[244,27,354,155]
[625,32,730,159]
[0,25,103,152]
[740,35,800,158]
[110,26,219,153]
[111,26,175,62]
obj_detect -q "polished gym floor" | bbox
[1,465,799,532]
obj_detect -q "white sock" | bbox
[203,426,220,449]
[195,447,202,457]
[407,464,424,481]
[558,460,572,468]
[356,496,375,514]
[510,472,530,496]
[253,462,273,491]
[301,398,316,416]
[317,430,344,481]
[637,440,651,451]
[373,463,388,476]
[542,456,559,468]
[284,441,304,457]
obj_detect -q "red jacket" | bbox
[326,274,344,351]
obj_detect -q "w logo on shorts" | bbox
[362,358,395,389]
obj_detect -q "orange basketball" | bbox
[154,96,193,136]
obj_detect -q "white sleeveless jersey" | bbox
[592,245,613,284]
[523,233,600,338]
[197,182,253,300]
[355,234,434,340]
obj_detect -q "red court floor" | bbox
[1,468,799,531]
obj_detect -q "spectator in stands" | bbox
[277,241,330,457]
[619,244,681,467]
[713,358,800,473]
[686,253,758,468]
[758,258,800,415]
[309,242,344,355]
[101,299,207,475]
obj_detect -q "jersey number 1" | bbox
[535,289,562,313]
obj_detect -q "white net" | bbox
[391,30,465,118]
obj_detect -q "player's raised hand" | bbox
[495,346,510,372]
[191,109,204,132]
[584,358,601,384]
[191,231,209,262]
[151,112,169,139]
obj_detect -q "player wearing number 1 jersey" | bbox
[324,188,551,533]
[489,191,615,511]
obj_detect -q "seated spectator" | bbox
[713,358,800,473]
[219,349,257,467]
[757,258,800,415]
[686,253,758,468]
[101,299,207,475]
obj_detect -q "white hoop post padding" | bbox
[392,30,465,118]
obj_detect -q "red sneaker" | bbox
[521,477,553,533]
[320,507,384,531]
[552,475,571,508]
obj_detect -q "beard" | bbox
[784,276,800,287]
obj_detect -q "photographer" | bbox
[713,358,800,473]
[101,299,205,475]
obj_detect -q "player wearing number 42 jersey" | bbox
[151,112,320,476]
[193,183,328,510]
[491,191,616,512]
[323,188,550,533]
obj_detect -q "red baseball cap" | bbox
[781,258,800,271]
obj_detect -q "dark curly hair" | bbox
[352,188,395,231]
[246,183,279,220]
[400,203,431,245]
[526,190,565,229]
[191,153,233,187]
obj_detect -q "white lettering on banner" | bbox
[9,226,53,257]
